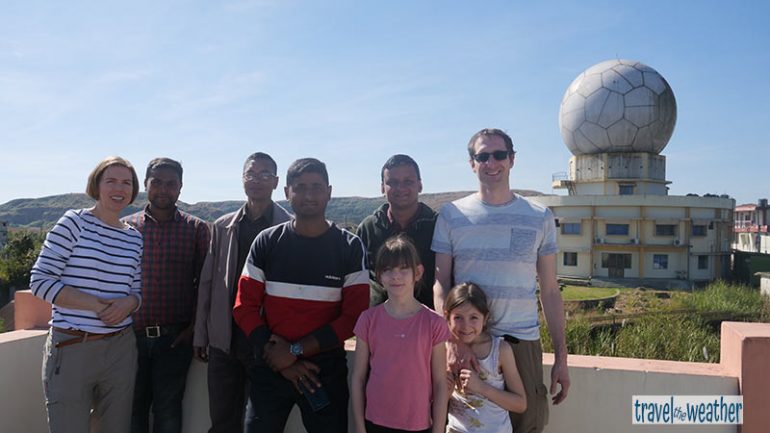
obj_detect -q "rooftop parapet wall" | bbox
[719,322,770,433]
[13,290,51,330]
[5,291,769,433]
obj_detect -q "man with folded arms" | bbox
[234,158,369,433]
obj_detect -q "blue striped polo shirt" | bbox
[432,193,557,340]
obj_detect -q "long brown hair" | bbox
[443,282,490,329]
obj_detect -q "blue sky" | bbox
[1,1,768,206]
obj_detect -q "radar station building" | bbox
[530,60,733,285]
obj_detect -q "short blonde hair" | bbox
[85,156,140,204]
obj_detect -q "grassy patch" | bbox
[561,285,620,301]
[614,314,720,362]
[681,280,769,320]
[541,281,768,363]
[542,314,719,362]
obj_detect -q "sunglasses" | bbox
[472,150,513,163]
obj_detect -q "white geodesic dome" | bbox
[559,59,677,155]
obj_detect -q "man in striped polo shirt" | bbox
[123,158,210,433]
[234,158,369,433]
[432,128,570,433]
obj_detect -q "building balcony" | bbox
[3,290,769,433]
[733,222,769,233]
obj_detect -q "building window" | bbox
[563,252,578,266]
[692,225,707,236]
[655,224,676,236]
[698,255,709,270]
[601,253,632,269]
[619,184,635,195]
[561,223,581,235]
[653,254,669,270]
[606,224,629,236]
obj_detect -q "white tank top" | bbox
[447,337,513,433]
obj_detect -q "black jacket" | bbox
[356,202,437,308]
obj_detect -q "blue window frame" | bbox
[606,224,629,236]
[561,223,581,235]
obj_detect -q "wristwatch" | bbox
[289,342,304,357]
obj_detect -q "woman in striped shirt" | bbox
[30,156,143,433]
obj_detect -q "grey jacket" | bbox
[193,202,292,352]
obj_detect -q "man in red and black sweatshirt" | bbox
[233,157,369,433]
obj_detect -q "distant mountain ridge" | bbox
[0,189,545,229]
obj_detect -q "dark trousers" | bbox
[131,330,193,433]
[246,349,349,433]
[206,328,256,433]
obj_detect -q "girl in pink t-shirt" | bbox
[352,235,450,433]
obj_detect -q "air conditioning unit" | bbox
[674,239,681,246]
[630,238,639,245]
[595,238,604,244]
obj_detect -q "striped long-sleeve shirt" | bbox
[30,209,143,333]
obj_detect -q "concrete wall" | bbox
[0,330,49,433]
[7,290,766,433]
[643,250,682,279]
[558,251,592,277]
[689,253,712,281]
[0,329,752,433]
[545,353,737,433]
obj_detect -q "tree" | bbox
[0,231,44,306]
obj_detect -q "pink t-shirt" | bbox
[354,304,450,431]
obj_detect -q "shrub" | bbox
[614,314,719,362]
[543,314,719,362]
[564,318,592,355]
[541,317,614,356]
[682,280,768,320]
[540,321,552,353]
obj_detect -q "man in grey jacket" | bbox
[194,152,292,433]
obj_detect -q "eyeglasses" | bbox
[472,150,514,163]
[243,172,277,183]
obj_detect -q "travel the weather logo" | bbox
[632,395,743,425]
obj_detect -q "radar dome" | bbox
[559,59,677,155]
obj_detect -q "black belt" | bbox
[136,323,189,338]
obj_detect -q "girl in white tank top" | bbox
[444,283,527,433]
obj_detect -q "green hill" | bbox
[0,189,545,229]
